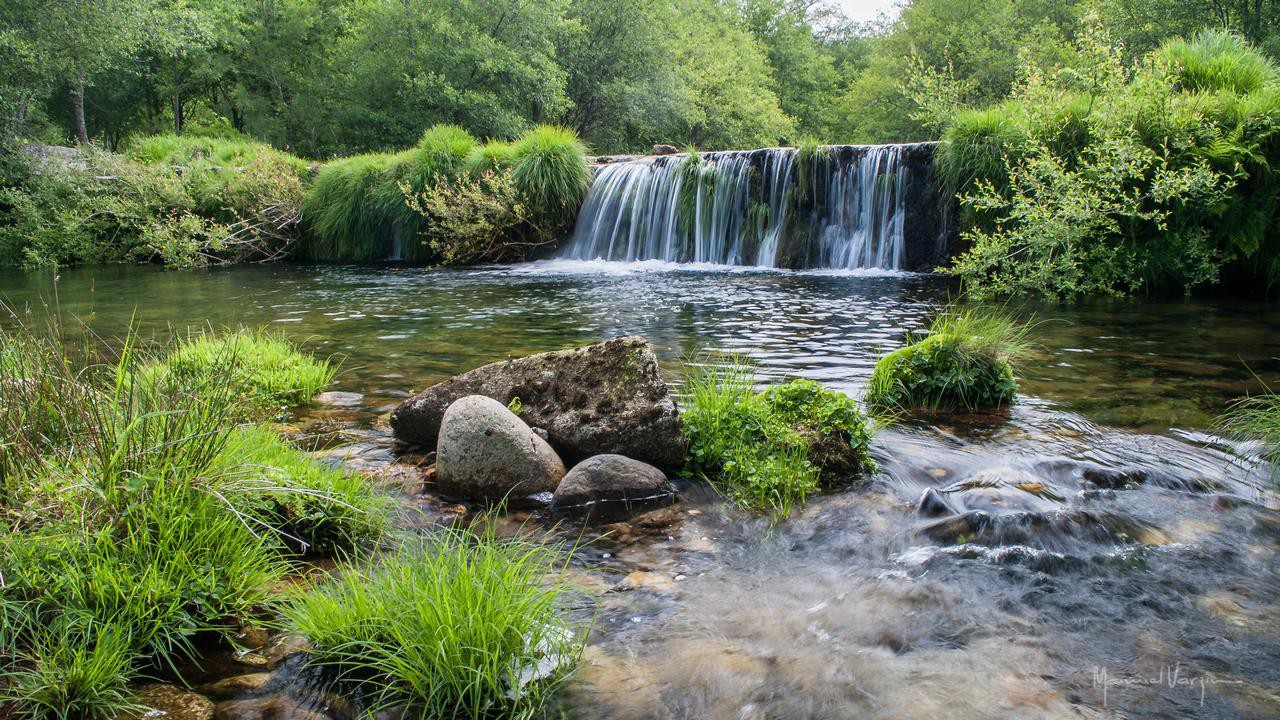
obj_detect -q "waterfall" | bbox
[560,145,909,270]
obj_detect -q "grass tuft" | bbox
[866,305,1033,412]
[288,529,581,719]
[1218,387,1280,485]
[137,327,336,418]
[509,125,591,230]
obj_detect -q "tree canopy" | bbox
[3,0,1277,155]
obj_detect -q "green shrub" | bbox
[939,28,1280,296]
[509,125,590,231]
[866,306,1032,411]
[288,530,581,719]
[0,150,237,268]
[212,425,387,554]
[681,356,875,515]
[138,327,336,417]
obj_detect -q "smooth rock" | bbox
[436,395,566,502]
[214,697,331,720]
[131,683,215,720]
[652,144,679,155]
[201,673,274,699]
[391,337,685,467]
[552,454,673,509]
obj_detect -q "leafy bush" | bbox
[404,169,554,265]
[866,306,1032,411]
[137,327,336,417]
[681,356,875,514]
[288,530,581,719]
[938,28,1280,297]
[0,149,236,268]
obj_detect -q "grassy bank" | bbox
[937,29,1280,298]
[0,322,384,717]
[1,123,590,269]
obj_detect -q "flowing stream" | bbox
[1,262,1278,719]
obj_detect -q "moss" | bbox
[682,360,875,515]
[866,333,1017,411]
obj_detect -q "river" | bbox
[2,261,1277,718]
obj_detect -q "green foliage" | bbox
[1218,387,1280,484]
[0,321,385,718]
[681,356,875,514]
[465,141,518,176]
[401,125,591,264]
[941,28,1280,297]
[866,306,1032,411]
[1156,31,1278,94]
[137,327,336,418]
[509,125,591,229]
[287,529,581,719]
[299,152,397,261]
[211,426,388,554]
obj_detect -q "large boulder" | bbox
[436,395,566,503]
[391,337,686,468]
[552,454,674,510]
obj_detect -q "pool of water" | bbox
[2,261,1278,718]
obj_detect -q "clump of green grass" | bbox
[935,105,1027,202]
[300,152,398,261]
[465,140,519,176]
[1218,386,1280,485]
[866,305,1034,412]
[1156,30,1278,95]
[212,425,387,554]
[509,125,591,229]
[0,321,385,718]
[287,530,581,719]
[138,327,335,418]
[681,355,875,515]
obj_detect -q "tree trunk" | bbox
[72,60,89,145]
[173,91,184,135]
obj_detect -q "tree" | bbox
[10,0,148,144]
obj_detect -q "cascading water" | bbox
[560,145,910,270]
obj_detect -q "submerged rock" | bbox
[213,697,332,720]
[435,395,566,503]
[390,337,685,467]
[130,683,215,720]
[552,454,675,510]
[201,673,274,699]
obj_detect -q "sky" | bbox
[831,0,903,24]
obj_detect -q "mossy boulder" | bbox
[682,376,875,513]
[391,337,685,468]
[866,333,1016,411]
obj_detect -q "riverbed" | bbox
[2,261,1278,718]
